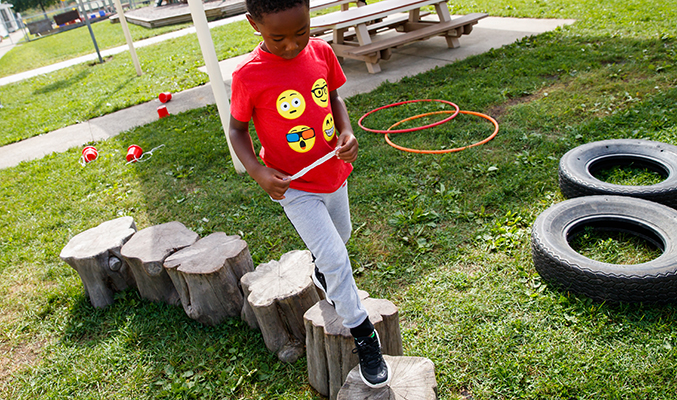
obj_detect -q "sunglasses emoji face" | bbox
[286,125,316,153]
[311,79,329,108]
[277,90,306,120]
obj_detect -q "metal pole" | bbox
[17,13,29,42]
[76,0,103,63]
[112,0,142,76]
[186,0,245,173]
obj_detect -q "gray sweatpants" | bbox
[276,181,368,329]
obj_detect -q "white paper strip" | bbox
[289,147,341,181]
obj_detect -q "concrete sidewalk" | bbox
[0,16,575,170]
[0,13,248,86]
[0,29,28,60]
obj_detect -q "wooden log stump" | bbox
[164,232,254,326]
[304,291,403,400]
[240,250,320,363]
[59,216,137,308]
[337,355,438,400]
[120,221,199,305]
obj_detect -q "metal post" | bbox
[18,13,29,42]
[76,0,103,63]
[186,0,245,173]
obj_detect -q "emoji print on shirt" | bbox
[287,125,316,153]
[277,90,306,119]
[311,79,329,108]
[322,113,335,142]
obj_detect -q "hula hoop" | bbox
[358,99,460,134]
[384,110,499,154]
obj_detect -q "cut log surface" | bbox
[304,291,403,400]
[240,250,320,363]
[164,232,254,326]
[337,355,438,400]
[120,221,199,305]
[60,217,137,308]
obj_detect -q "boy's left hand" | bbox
[336,132,358,163]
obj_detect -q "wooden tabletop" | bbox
[309,0,355,11]
[310,0,447,29]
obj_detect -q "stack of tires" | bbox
[531,139,677,303]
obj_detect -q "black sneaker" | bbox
[312,266,334,306]
[353,330,391,388]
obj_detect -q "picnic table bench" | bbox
[310,0,487,73]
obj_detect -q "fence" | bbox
[21,0,150,36]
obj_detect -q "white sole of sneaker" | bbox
[312,271,334,306]
[358,358,392,389]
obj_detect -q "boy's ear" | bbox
[246,14,260,32]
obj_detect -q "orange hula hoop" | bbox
[384,110,499,154]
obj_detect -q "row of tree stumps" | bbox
[60,216,438,400]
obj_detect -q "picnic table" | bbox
[310,0,487,73]
[310,0,360,12]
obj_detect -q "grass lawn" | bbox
[0,18,260,147]
[1,0,677,399]
[0,5,345,147]
[0,19,194,78]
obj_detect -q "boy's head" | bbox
[246,0,311,60]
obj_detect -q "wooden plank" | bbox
[310,0,354,12]
[347,13,487,56]
[339,11,430,41]
[310,0,445,29]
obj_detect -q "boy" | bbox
[228,0,390,389]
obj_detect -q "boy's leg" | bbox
[278,186,367,329]
[279,184,390,388]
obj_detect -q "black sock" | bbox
[350,317,374,338]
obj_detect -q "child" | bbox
[228,0,390,389]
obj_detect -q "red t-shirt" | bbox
[230,38,352,193]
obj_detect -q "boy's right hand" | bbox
[250,165,291,200]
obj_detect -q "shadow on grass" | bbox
[32,69,91,95]
[103,32,677,397]
[86,75,136,117]
[56,289,314,399]
[6,31,676,399]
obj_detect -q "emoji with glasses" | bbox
[277,89,306,119]
[311,79,329,108]
[287,125,316,153]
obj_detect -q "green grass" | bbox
[0,19,260,147]
[594,165,665,186]
[569,227,663,264]
[1,0,677,399]
[0,19,194,77]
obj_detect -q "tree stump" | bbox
[164,232,254,326]
[240,250,320,363]
[59,216,137,308]
[337,356,438,400]
[304,291,403,400]
[120,221,199,305]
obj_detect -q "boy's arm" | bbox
[229,115,291,200]
[330,90,358,163]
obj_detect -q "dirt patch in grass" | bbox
[487,92,542,120]
[0,338,46,382]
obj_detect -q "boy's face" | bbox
[247,4,310,60]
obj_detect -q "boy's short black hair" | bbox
[246,0,310,22]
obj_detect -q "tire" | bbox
[531,195,677,303]
[559,139,677,209]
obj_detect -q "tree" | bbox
[7,0,62,15]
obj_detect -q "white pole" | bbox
[186,0,245,173]
[112,0,142,76]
